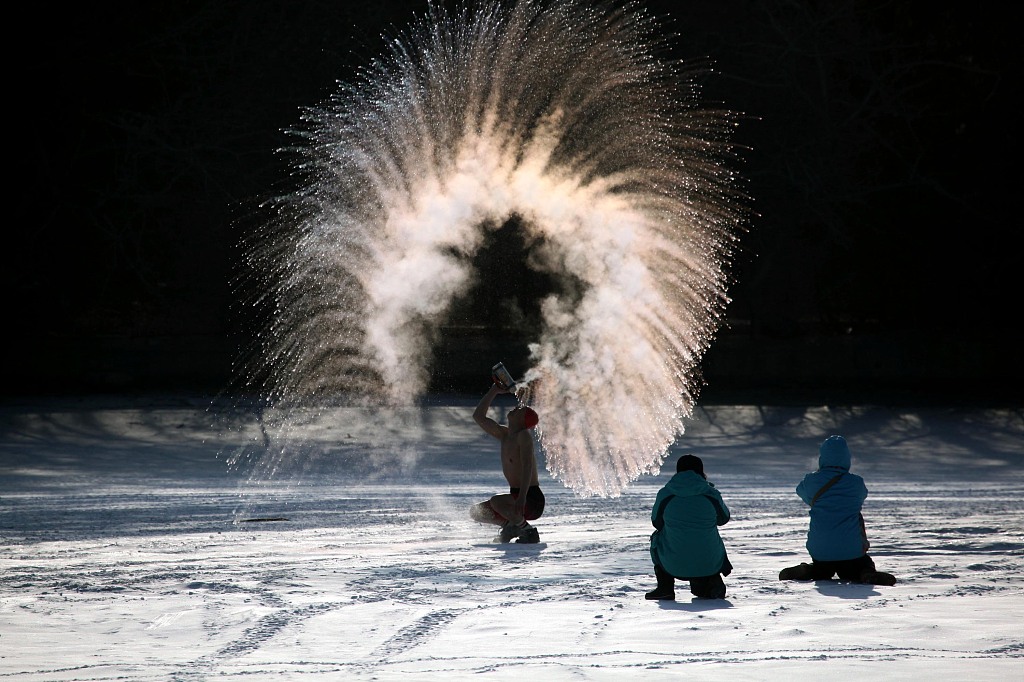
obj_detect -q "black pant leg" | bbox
[654,563,675,591]
[835,555,875,581]
[808,561,839,580]
[689,573,726,599]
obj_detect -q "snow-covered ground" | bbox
[1,394,1022,680]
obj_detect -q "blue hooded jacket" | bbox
[649,470,730,578]
[796,435,869,561]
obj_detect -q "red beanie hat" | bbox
[523,407,539,429]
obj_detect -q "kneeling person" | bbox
[647,454,732,601]
[779,435,896,586]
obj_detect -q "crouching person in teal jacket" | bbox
[779,435,897,586]
[646,454,732,601]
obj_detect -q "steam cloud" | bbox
[238,0,746,496]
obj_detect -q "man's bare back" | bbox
[499,428,539,488]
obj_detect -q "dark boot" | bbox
[645,564,676,601]
[779,562,815,581]
[515,523,540,544]
[860,570,897,586]
[645,586,676,600]
[495,521,520,543]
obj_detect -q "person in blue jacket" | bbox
[646,454,732,601]
[779,435,896,585]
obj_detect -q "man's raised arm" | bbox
[473,384,506,439]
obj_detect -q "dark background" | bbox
[10,1,1020,405]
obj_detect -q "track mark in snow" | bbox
[370,608,466,661]
[172,602,337,680]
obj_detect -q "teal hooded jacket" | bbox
[796,435,869,561]
[649,470,731,579]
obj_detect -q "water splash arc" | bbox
[238,0,747,497]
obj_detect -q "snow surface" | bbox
[1,395,1022,680]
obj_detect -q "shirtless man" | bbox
[470,383,544,543]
